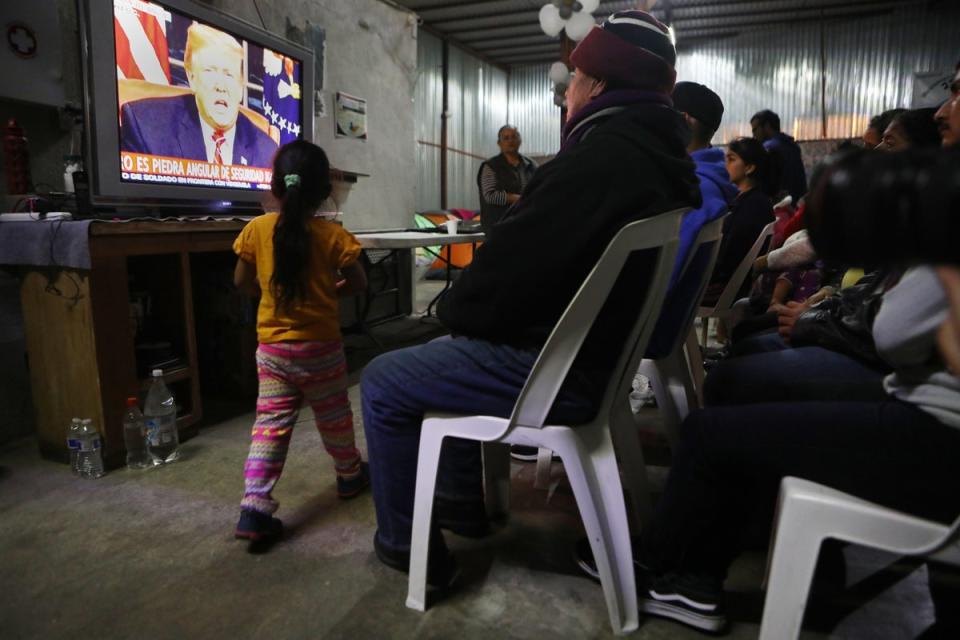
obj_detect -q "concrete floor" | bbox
[0,280,948,639]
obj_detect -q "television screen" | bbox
[81,0,315,212]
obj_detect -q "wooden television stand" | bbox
[20,220,248,468]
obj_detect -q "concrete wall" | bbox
[209,0,419,230]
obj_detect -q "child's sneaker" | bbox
[337,461,370,499]
[235,509,283,542]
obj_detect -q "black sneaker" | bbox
[509,445,560,462]
[373,533,461,590]
[235,509,283,542]
[337,461,371,499]
[509,445,540,461]
[573,535,644,581]
[637,569,727,633]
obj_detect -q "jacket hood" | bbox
[691,146,737,204]
[592,102,702,209]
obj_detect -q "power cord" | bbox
[42,217,85,308]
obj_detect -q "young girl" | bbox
[702,136,778,306]
[232,140,368,542]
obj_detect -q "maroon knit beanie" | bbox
[569,10,677,95]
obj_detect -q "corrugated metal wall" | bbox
[677,2,960,143]
[448,47,509,209]
[508,63,562,156]
[415,31,509,212]
[415,30,443,213]
[499,4,960,149]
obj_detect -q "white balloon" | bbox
[549,61,570,84]
[538,4,565,37]
[579,0,600,13]
[565,10,595,41]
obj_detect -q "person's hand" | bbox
[506,193,521,204]
[777,300,810,343]
[936,266,960,374]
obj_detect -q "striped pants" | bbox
[241,340,361,515]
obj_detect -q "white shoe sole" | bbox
[640,598,726,633]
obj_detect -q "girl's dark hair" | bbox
[269,140,333,310]
[889,108,941,149]
[728,136,782,197]
[868,108,906,137]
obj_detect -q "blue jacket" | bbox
[647,146,735,358]
[120,94,279,168]
[670,147,737,287]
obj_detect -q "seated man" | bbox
[361,10,700,584]
[751,108,808,203]
[120,23,278,168]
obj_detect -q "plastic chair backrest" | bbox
[646,215,726,359]
[708,220,774,313]
[917,511,960,557]
[507,208,689,430]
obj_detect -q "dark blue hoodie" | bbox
[647,146,736,358]
[670,146,738,287]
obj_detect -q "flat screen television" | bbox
[79,0,315,213]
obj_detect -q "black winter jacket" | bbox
[438,101,700,375]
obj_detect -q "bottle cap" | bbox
[126,397,138,407]
[152,369,163,377]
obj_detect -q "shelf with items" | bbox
[19,220,246,469]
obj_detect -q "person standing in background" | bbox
[751,109,807,204]
[476,125,537,233]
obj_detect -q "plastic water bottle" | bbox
[144,369,180,465]
[66,417,82,475]
[78,418,104,478]
[122,397,150,469]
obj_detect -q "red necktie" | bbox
[212,129,226,164]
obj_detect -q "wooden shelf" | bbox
[20,220,240,468]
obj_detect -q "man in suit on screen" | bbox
[120,23,279,168]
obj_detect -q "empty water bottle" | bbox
[122,397,150,469]
[144,369,180,465]
[66,417,82,475]
[77,418,104,479]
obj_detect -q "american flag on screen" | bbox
[114,0,172,85]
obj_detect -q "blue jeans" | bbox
[361,335,597,553]
[704,338,888,407]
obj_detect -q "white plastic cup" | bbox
[445,219,459,235]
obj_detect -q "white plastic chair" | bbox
[697,221,775,347]
[405,209,689,635]
[759,477,960,639]
[532,214,724,481]
[638,215,725,446]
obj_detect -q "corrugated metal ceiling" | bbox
[391,0,928,67]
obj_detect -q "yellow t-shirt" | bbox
[233,212,362,343]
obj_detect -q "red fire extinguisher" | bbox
[3,118,34,194]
